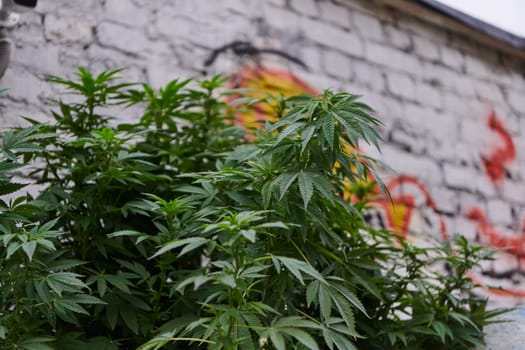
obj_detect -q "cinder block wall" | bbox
[2,0,525,306]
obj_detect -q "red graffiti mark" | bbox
[482,111,516,184]
[466,208,525,256]
[467,274,525,298]
[373,175,448,241]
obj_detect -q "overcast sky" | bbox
[435,0,525,38]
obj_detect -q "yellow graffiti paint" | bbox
[229,65,317,129]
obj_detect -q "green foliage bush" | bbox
[0,69,504,349]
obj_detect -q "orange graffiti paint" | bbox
[467,208,525,256]
[228,65,317,130]
[373,175,448,241]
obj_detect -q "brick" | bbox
[105,0,149,27]
[386,71,415,100]
[383,24,412,51]
[381,145,442,184]
[323,50,352,79]
[492,252,519,275]
[267,0,286,6]
[44,14,93,44]
[443,163,479,192]
[36,0,96,14]
[319,1,350,28]
[465,54,494,81]
[457,191,487,215]
[412,35,439,61]
[442,91,477,118]
[300,45,322,72]
[390,129,426,154]
[488,199,513,226]
[430,186,458,214]
[454,216,478,241]
[300,17,364,57]
[415,82,442,109]
[459,118,494,150]
[503,180,525,205]
[474,80,505,104]
[299,70,342,91]
[11,42,61,75]
[1,67,46,105]
[263,5,301,32]
[506,90,525,114]
[365,42,422,76]
[422,62,476,97]
[290,0,319,17]
[440,45,464,71]
[97,21,150,55]
[402,103,457,140]
[506,71,525,92]
[147,63,192,88]
[352,61,385,92]
[352,11,383,41]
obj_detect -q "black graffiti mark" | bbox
[204,40,308,69]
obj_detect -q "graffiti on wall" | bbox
[228,65,317,129]
[372,176,448,241]
[482,111,516,185]
[227,63,525,305]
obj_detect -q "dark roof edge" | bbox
[415,0,525,51]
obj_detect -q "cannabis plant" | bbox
[0,69,503,350]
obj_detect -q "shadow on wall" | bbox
[227,62,525,306]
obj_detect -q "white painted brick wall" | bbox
[488,199,514,226]
[44,14,92,44]
[386,71,415,100]
[323,50,352,79]
[2,0,525,308]
[352,11,383,41]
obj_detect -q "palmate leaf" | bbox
[276,172,298,200]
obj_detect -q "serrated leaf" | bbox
[298,172,314,209]
[311,174,334,202]
[276,172,298,200]
[322,116,335,149]
[306,280,320,307]
[332,283,369,318]
[151,237,207,258]
[330,293,356,335]
[301,125,316,153]
[281,328,319,350]
[319,284,332,321]
[275,122,304,146]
